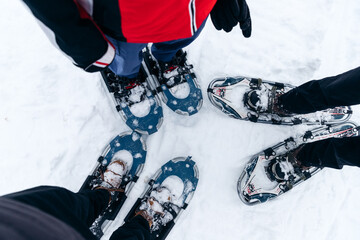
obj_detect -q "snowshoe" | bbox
[101,68,163,135]
[124,156,199,240]
[208,76,352,125]
[80,131,147,238]
[142,46,203,116]
[237,122,359,205]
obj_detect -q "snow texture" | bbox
[128,85,151,117]
[256,88,270,112]
[161,175,185,201]
[2,1,360,240]
[278,161,295,181]
[223,83,249,113]
[140,185,178,231]
[169,82,190,99]
[250,158,279,190]
[112,150,133,170]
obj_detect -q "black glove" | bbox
[210,0,252,37]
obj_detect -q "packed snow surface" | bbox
[2,1,360,240]
[112,150,133,170]
[161,175,185,201]
[169,82,190,99]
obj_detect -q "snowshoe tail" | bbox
[143,47,203,116]
[80,131,147,238]
[208,77,254,120]
[124,156,199,240]
[238,122,359,205]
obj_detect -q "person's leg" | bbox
[3,186,109,229]
[107,36,147,78]
[280,67,360,114]
[297,136,360,169]
[151,19,207,62]
[109,215,151,240]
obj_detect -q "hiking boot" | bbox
[95,160,128,194]
[135,186,178,230]
[244,88,294,117]
[158,50,194,88]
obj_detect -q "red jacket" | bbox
[23,0,216,72]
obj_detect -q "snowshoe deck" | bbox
[208,76,352,125]
[80,131,147,238]
[238,122,359,205]
[142,47,203,116]
[124,156,199,240]
[101,69,163,135]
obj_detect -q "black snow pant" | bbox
[3,186,150,240]
[280,67,360,114]
[297,136,360,169]
[278,66,360,169]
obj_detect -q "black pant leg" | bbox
[280,67,360,114]
[3,186,109,239]
[297,136,360,169]
[109,215,151,240]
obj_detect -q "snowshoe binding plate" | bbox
[124,156,199,240]
[80,131,147,238]
[208,76,352,125]
[101,68,163,135]
[142,46,203,116]
[237,122,359,205]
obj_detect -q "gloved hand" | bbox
[210,0,252,37]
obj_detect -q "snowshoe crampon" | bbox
[124,156,199,240]
[237,122,359,205]
[208,76,352,125]
[101,69,163,135]
[142,47,203,116]
[80,131,147,238]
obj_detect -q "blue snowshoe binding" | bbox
[124,156,199,240]
[208,76,352,125]
[238,122,359,205]
[80,131,147,238]
[101,68,163,135]
[142,46,203,116]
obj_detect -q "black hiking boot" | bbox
[157,50,195,88]
[266,146,308,182]
[244,88,294,117]
[101,69,148,107]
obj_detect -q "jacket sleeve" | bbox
[23,0,115,72]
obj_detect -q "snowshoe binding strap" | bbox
[249,78,262,89]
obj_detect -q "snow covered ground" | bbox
[1,0,360,239]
